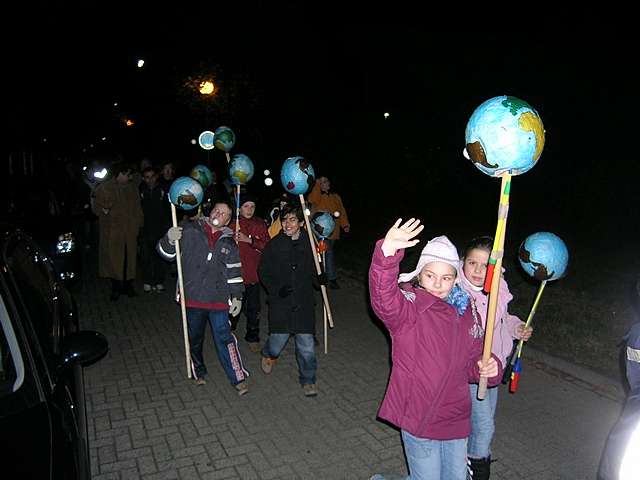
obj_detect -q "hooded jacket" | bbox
[369,239,502,440]
[459,270,523,367]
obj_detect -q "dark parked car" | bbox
[1,179,85,286]
[0,224,108,479]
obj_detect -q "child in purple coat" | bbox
[368,219,502,480]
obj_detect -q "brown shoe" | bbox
[261,356,276,374]
[247,342,261,353]
[235,381,249,396]
[303,384,318,397]
[195,377,206,386]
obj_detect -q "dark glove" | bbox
[317,272,327,286]
[278,285,293,298]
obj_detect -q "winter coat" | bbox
[140,183,170,241]
[459,272,524,367]
[93,179,143,280]
[237,216,269,285]
[308,182,349,240]
[258,230,316,334]
[157,219,244,309]
[598,322,640,480]
[369,239,502,440]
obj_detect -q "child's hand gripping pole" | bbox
[478,174,511,399]
[299,194,334,328]
[507,279,546,392]
[171,203,193,379]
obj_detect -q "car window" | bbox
[5,236,59,368]
[0,291,24,397]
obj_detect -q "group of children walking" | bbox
[157,167,532,479]
[158,180,336,399]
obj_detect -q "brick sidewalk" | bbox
[79,268,623,479]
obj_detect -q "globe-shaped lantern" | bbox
[280,156,315,195]
[228,154,254,185]
[518,232,568,281]
[310,211,336,240]
[198,130,215,150]
[168,176,204,211]
[190,164,214,189]
[465,95,545,177]
[214,126,236,152]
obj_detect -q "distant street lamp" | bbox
[199,80,215,95]
[137,59,145,68]
[384,112,390,119]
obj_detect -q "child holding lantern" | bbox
[459,235,533,479]
[368,218,502,480]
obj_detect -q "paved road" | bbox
[79,266,624,479]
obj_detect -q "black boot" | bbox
[468,456,491,480]
[124,280,137,297]
[110,279,122,301]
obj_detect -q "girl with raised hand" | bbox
[368,218,502,480]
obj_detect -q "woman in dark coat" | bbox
[258,203,321,397]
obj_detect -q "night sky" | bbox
[6,6,638,243]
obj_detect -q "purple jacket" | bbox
[369,240,502,440]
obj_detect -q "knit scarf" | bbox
[444,284,470,315]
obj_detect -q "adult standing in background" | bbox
[157,161,176,192]
[93,161,144,301]
[308,176,350,289]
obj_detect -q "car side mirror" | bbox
[59,331,108,369]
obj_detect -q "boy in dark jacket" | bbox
[157,200,249,395]
[258,203,323,397]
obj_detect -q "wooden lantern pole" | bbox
[477,173,511,399]
[171,203,192,379]
[299,194,334,328]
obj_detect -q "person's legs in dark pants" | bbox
[142,235,165,290]
[243,283,261,346]
[110,278,122,301]
[186,307,209,381]
[141,236,153,290]
[324,239,339,289]
[123,245,136,296]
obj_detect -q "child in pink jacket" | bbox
[459,236,533,480]
[368,219,502,480]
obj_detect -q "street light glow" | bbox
[137,59,145,68]
[199,80,215,95]
[384,112,390,119]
